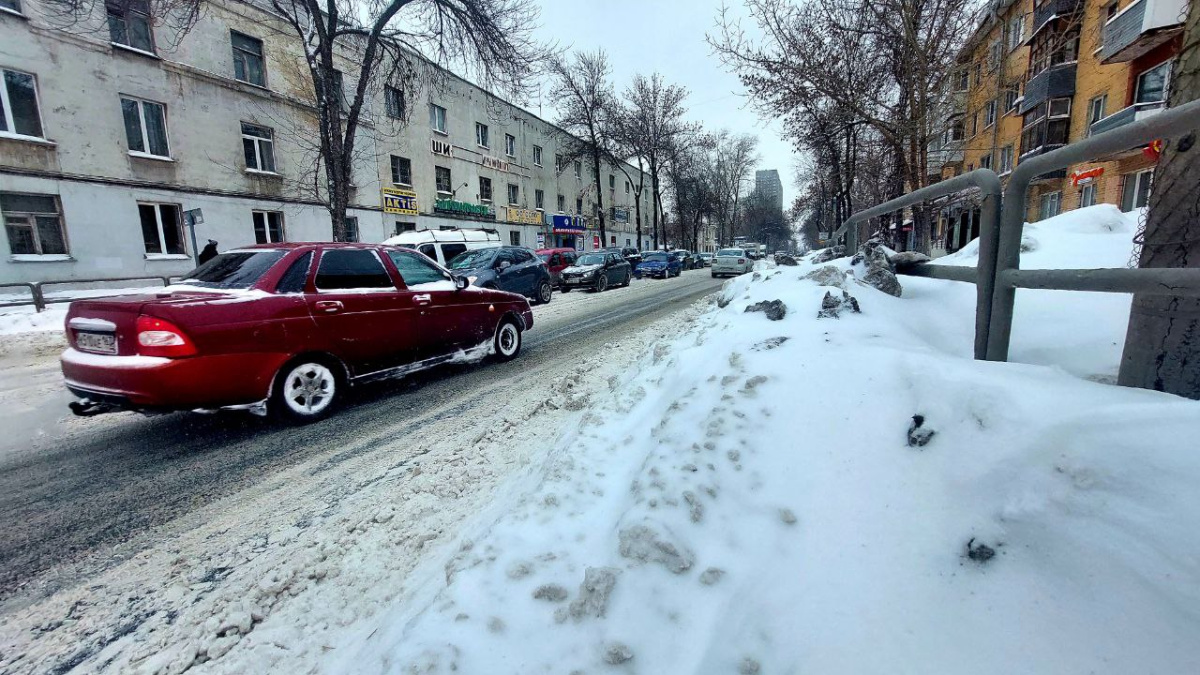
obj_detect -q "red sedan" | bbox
[60,243,534,422]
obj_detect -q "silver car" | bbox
[711,248,751,278]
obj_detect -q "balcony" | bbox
[1089,101,1165,135]
[1031,0,1084,39]
[1020,63,1077,114]
[1099,0,1187,64]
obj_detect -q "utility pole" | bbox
[1117,1,1200,399]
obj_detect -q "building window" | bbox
[390,155,411,185]
[533,145,543,166]
[1029,26,1079,77]
[1106,1,1120,20]
[0,0,22,13]
[980,153,993,170]
[509,231,521,246]
[1020,98,1070,156]
[954,68,969,92]
[1007,16,1024,50]
[1038,191,1062,220]
[576,197,583,215]
[1135,62,1171,105]
[1004,86,1020,112]
[984,100,997,128]
[973,63,982,86]
[479,176,493,202]
[138,203,184,255]
[1,193,67,256]
[121,96,170,157]
[231,31,265,87]
[557,194,565,212]
[107,0,154,53]
[504,133,516,157]
[241,122,276,173]
[0,69,44,139]
[395,221,416,235]
[999,144,1014,174]
[625,180,630,194]
[340,216,360,243]
[475,122,489,148]
[507,183,519,205]
[949,118,965,141]
[252,210,284,243]
[384,85,405,119]
[555,154,563,172]
[987,39,1002,71]
[971,111,979,136]
[535,189,544,210]
[574,161,582,179]
[330,69,348,110]
[430,104,447,134]
[435,166,452,196]
[1121,170,1153,211]
[608,174,615,189]
[1079,183,1097,208]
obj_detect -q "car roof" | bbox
[536,248,576,253]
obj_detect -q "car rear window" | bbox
[275,251,313,293]
[644,253,668,262]
[179,250,287,289]
[315,249,394,290]
[718,249,744,257]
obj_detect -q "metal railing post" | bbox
[31,283,46,313]
[986,98,1200,362]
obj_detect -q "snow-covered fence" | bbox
[0,276,176,312]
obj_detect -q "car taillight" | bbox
[136,315,197,357]
[738,258,746,264]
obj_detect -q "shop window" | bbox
[509,231,521,246]
[1,192,67,256]
[252,210,284,243]
[138,203,184,255]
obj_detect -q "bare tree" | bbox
[709,131,759,246]
[548,50,619,246]
[1118,0,1200,399]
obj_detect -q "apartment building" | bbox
[934,0,1184,249]
[0,0,654,284]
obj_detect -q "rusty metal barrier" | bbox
[0,276,175,312]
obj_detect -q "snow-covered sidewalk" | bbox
[296,205,1199,674]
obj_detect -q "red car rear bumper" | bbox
[61,348,290,409]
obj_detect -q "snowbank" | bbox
[313,211,1200,673]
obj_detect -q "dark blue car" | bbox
[635,252,682,279]
[447,246,554,304]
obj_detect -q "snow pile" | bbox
[314,208,1200,674]
[0,306,66,336]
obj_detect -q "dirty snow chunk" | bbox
[684,491,704,523]
[803,265,847,288]
[811,245,846,263]
[506,561,533,580]
[487,616,506,633]
[744,299,787,321]
[966,538,997,563]
[604,642,634,665]
[555,567,619,623]
[699,567,725,585]
[817,291,861,319]
[775,253,799,266]
[617,525,695,573]
[907,415,936,447]
[857,239,903,297]
[753,336,789,351]
[1020,234,1039,252]
[779,508,798,525]
[739,657,762,674]
[532,584,569,602]
[889,251,932,269]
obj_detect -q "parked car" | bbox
[536,248,579,288]
[383,227,501,266]
[699,252,714,267]
[711,247,752,278]
[604,246,643,268]
[671,250,695,270]
[690,252,707,268]
[560,251,633,292]
[60,244,534,423]
[446,246,553,304]
[636,252,683,279]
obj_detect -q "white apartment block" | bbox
[0,0,655,284]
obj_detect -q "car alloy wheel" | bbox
[538,281,552,304]
[274,361,338,422]
[494,319,522,361]
[595,275,608,292]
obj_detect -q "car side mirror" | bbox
[454,275,470,291]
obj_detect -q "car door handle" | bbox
[412,294,432,306]
[315,300,343,314]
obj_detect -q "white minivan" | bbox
[383,228,501,266]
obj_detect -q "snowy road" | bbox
[0,271,722,616]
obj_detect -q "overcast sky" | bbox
[530,0,797,209]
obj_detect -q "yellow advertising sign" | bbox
[382,186,419,215]
[506,206,542,225]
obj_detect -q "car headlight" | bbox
[467,275,478,284]
[582,270,595,278]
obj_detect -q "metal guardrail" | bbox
[0,276,174,312]
[833,169,1002,359]
[986,97,1200,362]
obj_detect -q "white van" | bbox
[383,228,502,266]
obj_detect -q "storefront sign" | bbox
[612,206,629,223]
[431,138,453,157]
[382,187,419,215]
[506,206,542,225]
[1070,167,1104,186]
[551,214,586,234]
[434,199,493,219]
[482,156,510,172]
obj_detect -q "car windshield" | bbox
[644,253,668,262]
[448,249,495,270]
[577,254,605,265]
[178,250,287,289]
[717,249,744,257]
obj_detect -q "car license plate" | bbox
[76,331,117,354]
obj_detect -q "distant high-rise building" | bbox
[755,170,783,210]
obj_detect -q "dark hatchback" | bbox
[447,246,554,304]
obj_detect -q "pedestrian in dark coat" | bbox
[198,240,219,265]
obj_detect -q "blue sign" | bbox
[551,214,586,234]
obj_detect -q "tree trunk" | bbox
[1117,4,1200,399]
[651,168,661,248]
[591,149,607,247]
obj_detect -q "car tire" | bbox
[711,272,718,278]
[536,280,552,304]
[561,287,571,293]
[622,271,632,286]
[493,317,522,362]
[271,357,342,424]
[594,275,609,293]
